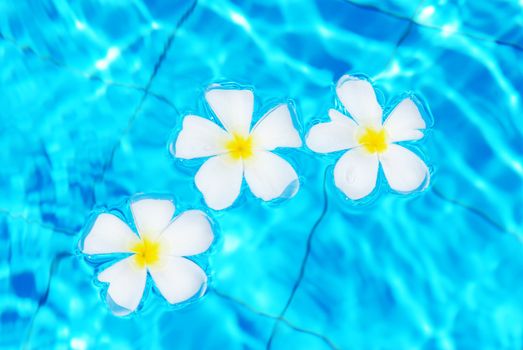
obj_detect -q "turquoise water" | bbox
[1,0,523,349]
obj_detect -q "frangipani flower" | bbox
[173,86,302,210]
[306,75,430,200]
[81,198,214,316]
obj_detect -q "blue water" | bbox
[1,0,523,349]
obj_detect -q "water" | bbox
[1,0,522,349]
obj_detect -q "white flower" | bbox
[306,75,430,200]
[173,86,302,210]
[81,198,214,316]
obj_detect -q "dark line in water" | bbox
[147,90,179,113]
[215,289,280,319]
[125,0,198,127]
[0,30,181,122]
[214,290,339,350]
[417,22,523,52]
[383,0,426,68]
[266,166,332,349]
[279,320,339,350]
[394,19,414,48]
[145,0,198,93]
[96,0,197,186]
[432,186,520,239]
[0,31,181,114]
[0,208,76,235]
[0,31,158,93]
[342,0,523,52]
[0,2,198,197]
[22,252,73,349]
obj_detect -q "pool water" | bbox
[1,0,523,349]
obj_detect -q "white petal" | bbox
[383,98,426,142]
[336,75,382,128]
[159,210,214,256]
[131,199,175,238]
[334,147,379,200]
[380,144,429,193]
[98,256,147,313]
[174,115,229,159]
[82,213,139,255]
[306,109,359,153]
[328,108,353,124]
[149,256,207,304]
[250,104,302,151]
[195,155,243,210]
[205,88,253,136]
[244,151,299,201]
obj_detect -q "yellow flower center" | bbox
[130,237,161,268]
[225,133,254,160]
[358,127,388,154]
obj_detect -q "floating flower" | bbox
[306,75,430,200]
[173,85,302,210]
[80,198,214,315]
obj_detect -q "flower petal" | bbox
[97,256,147,313]
[383,98,426,142]
[334,147,379,200]
[336,75,382,128]
[82,213,139,255]
[149,256,207,304]
[174,115,229,159]
[380,144,429,193]
[250,104,302,151]
[306,109,359,153]
[244,151,299,201]
[205,88,253,136]
[131,199,175,238]
[195,155,243,210]
[159,210,214,256]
